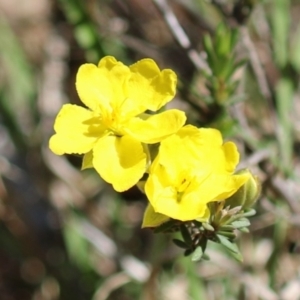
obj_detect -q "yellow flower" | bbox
[49,56,186,191]
[144,125,250,222]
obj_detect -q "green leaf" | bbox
[217,234,243,262]
[202,222,215,231]
[81,151,93,170]
[63,218,91,271]
[230,28,239,50]
[184,248,194,256]
[217,230,236,239]
[173,239,189,249]
[215,23,230,56]
[180,224,192,246]
[0,16,36,148]
[228,58,248,78]
[220,60,237,81]
[231,219,251,229]
[271,0,291,67]
[290,23,300,72]
[219,225,235,231]
[217,234,239,254]
[203,34,216,67]
[230,250,244,262]
[275,77,294,172]
[191,246,204,262]
[201,253,210,261]
[239,227,250,233]
[153,219,179,233]
[242,209,256,217]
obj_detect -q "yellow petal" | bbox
[185,128,224,164]
[156,126,222,172]
[154,130,196,178]
[195,206,210,223]
[93,135,147,192]
[77,57,132,117]
[98,55,119,70]
[161,126,240,176]
[145,168,172,202]
[98,56,149,119]
[76,63,113,115]
[210,173,250,201]
[146,174,208,221]
[128,59,177,111]
[195,127,223,147]
[194,141,239,175]
[185,172,250,204]
[49,104,99,155]
[222,141,240,173]
[145,172,179,212]
[124,109,186,144]
[174,191,211,221]
[130,58,161,78]
[142,204,170,228]
[98,57,132,111]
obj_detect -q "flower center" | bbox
[101,109,124,136]
[176,177,192,202]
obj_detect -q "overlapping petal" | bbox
[93,135,147,192]
[185,172,249,204]
[222,141,240,172]
[124,109,186,144]
[128,59,177,111]
[152,127,198,179]
[49,104,101,155]
[76,64,113,115]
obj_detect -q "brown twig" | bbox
[240,26,272,102]
[152,0,211,74]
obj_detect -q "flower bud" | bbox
[242,171,260,209]
[225,169,260,209]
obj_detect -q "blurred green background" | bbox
[1,0,300,299]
